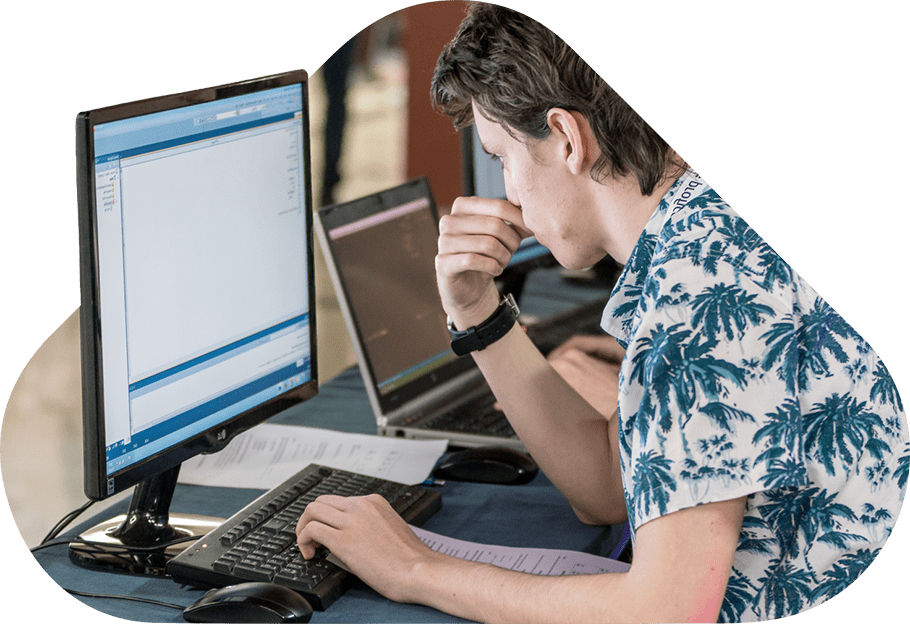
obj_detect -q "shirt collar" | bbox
[600,170,708,346]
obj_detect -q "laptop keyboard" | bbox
[403,297,612,440]
[424,394,515,437]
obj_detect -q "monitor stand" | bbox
[69,465,222,576]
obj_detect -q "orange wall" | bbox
[402,2,466,210]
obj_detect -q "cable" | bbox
[34,534,203,614]
[40,499,96,545]
[65,588,188,612]
[35,501,203,613]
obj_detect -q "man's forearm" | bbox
[408,549,632,624]
[402,496,744,623]
[471,323,626,525]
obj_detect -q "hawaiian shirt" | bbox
[601,170,909,621]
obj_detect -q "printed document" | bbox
[410,526,631,574]
[177,423,448,487]
[330,526,630,575]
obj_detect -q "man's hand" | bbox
[295,494,436,604]
[547,334,625,364]
[436,196,532,329]
[547,335,625,417]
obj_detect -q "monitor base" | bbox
[69,513,222,577]
[69,466,222,576]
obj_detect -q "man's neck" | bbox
[596,172,679,265]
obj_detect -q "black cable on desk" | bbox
[65,588,188,612]
[31,535,203,614]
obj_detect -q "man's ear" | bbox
[546,108,586,176]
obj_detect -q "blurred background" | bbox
[1,2,471,549]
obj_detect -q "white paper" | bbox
[410,526,631,575]
[177,423,448,487]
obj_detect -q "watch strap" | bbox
[448,293,520,356]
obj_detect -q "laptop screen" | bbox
[319,178,475,412]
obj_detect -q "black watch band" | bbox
[447,293,520,356]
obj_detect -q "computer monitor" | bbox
[73,70,317,573]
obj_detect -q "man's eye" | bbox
[490,153,503,164]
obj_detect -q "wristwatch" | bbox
[447,293,520,356]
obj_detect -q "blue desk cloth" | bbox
[33,272,625,622]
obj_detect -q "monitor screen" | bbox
[76,71,318,502]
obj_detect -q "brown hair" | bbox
[431,2,683,195]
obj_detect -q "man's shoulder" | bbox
[657,190,761,260]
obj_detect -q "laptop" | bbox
[316,178,526,450]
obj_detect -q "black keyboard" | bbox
[423,393,515,437]
[166,464,441,610]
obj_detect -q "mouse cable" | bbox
[64,588,188,612]
[31,536,204,614]
[40,499,96,545]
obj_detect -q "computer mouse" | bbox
[183,582,313,623]
[432,446,539,485]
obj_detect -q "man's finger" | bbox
[297,520,339,559]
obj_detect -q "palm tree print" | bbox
[631,323,749,441]
[803,394,887,476]
[800,299,858,375]
[700,402,756,433]
[760,456,807,489]
[605,171,908,620]
[690,283,775,341]
[761,298,861,395]
[756,245,793,292]
[864,460,892,491]
[736,516,775,557]
[719,570,756,622]
[870,360,904,412]
[759,487,864,562]
[714,213,758,252]
[631,450,676,518]
[754,558,815,620]
[808,548,879,605]
[759,314,803,393]
[628,232,658,283]
[753,398,802,452]
[752,399,807,487]
[897,450,909,491]
[859,504,892,543]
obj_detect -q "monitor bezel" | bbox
[76,70,318,501]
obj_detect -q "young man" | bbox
[297,4,908,621]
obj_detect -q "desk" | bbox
[32,270,626,622]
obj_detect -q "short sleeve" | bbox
[616,253,808,530]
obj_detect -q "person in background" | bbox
[319,35,358,207]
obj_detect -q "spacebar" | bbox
[232,564,275,581]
